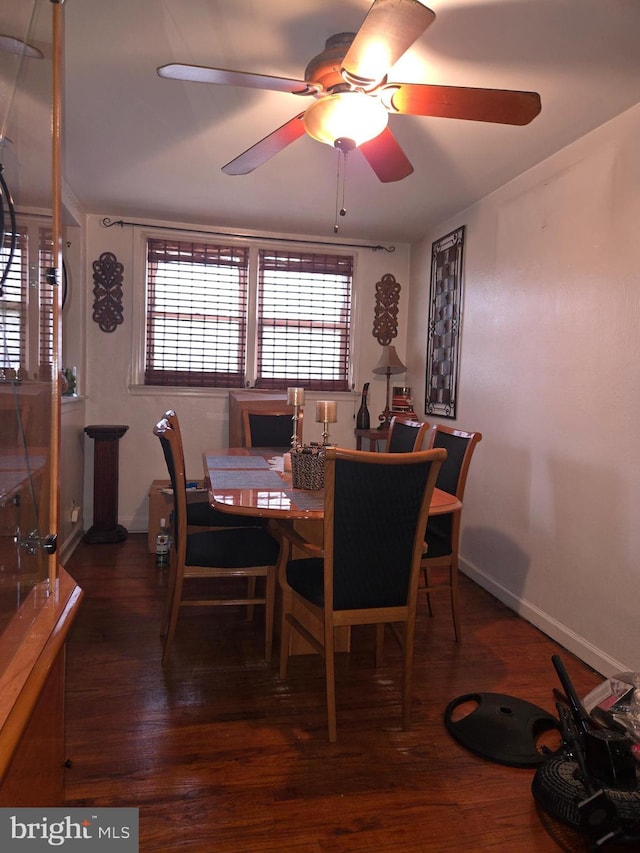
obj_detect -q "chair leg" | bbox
[160,555,177,636]
[264,567,276,664]
[279,590,293,679]
[423,561,461,641]
[324,624,337,743]
[162,572,184,665]
[246,576,256,622]
[450,562,461,643]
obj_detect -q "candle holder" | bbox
[287,387,305,449]
[315,400,337,446]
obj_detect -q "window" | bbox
[0,229,26,371]
[39,227,55,368]
[0,221,54,375]
[256,249,352,391]
[145,239,249,387]
[144,238,353,391]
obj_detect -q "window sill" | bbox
[61,394,86,408]
[128,384,356,400]
[128,384,232,399]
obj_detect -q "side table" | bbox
[355,427,389,451]
[83,424,129,543]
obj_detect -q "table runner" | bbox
[210,469,286,490]
[204,454,271,470]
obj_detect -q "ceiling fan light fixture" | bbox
[303,92,388,149]
[341,40,390,90]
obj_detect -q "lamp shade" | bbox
[287,387,305,406]
[303,92,388,148]
[315,401,337,423]
[372,345,406,376]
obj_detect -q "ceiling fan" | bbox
[157,0,541,183]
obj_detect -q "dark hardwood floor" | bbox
[63,534,610,852]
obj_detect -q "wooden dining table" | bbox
[202,447,462,520]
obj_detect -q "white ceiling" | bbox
[3,0,640,243]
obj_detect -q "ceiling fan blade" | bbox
[359,127,414,183]
[384,82,542,125]
[222,113,307,175]
[341,0,435,88]
[157,64,316,95]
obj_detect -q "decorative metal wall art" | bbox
[373,272,400,345]
[425,226,465,419]
[92,251,124,332]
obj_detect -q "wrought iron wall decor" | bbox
[425,226,465,419]
[92,251,124,332]
[61,258,68,308]
[373,272,400,345]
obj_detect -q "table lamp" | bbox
[315,400,337,446]
[372,345,406,429]
[287,387,305,449]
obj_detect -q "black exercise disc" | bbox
[444,692,559,767]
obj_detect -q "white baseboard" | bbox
[59,526,84,566]
[461,559,628,678]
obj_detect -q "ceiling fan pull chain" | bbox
[333,149,348,234]
[333,150,341,232]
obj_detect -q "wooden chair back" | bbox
[386,416,430,452]
[242,408,302,448]
[164,409,183,451]
[324,447,445,613]
[162,408,260,530]
[153,417,189,558]
[427,424,483,501]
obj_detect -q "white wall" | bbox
[406,103,640,676]
[81,216,411,532]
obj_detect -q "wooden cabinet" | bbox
[228,390,289,447]
[0,570,83,805]
[0,2,82,807]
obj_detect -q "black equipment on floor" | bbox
[531,655,640,850]
[444,692,559,767]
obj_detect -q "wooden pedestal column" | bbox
[83,424,129,544]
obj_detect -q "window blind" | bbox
[145,239,249,387]
[39,227,55,369]
[256,249,353,391]
[0,228,26,371]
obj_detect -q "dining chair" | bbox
[164,410,261,530]
[153,417,281,664]
[242,408,302,448]
[164,410,266,623]
[421,424,483,641]
[278,445,446,741]
[386,416,430,452]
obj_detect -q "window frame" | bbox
[144,237,250,389]
[131,228,359,394]
[0,215,54,377]
[255,248,353,392]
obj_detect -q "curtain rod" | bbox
[100,217,395,253]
